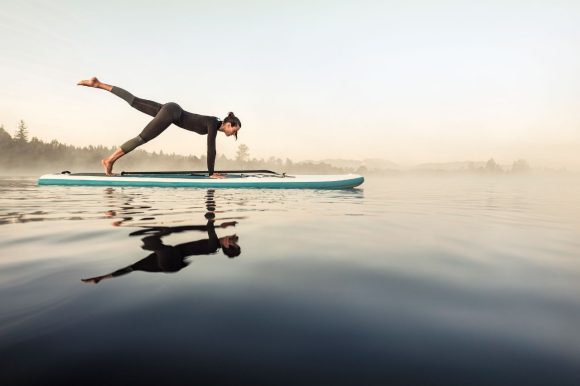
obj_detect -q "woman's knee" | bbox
[161,102,183,121]
[120,135,146,153]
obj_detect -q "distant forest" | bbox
[0,120,533,175]
[0,120,351,175]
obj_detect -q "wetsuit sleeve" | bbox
[207,221,219,251]
[174,223,219,256]
[207,127,217,175]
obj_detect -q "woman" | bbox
[77,77,241,178]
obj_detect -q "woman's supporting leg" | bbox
[101,148,125,176]
[137,102,183,142]
[101,102,183,175]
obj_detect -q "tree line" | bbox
[0,120,533,175]
[0,120,348,174]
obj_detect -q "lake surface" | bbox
[1,174,579,386]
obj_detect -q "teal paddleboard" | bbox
[38,171,364,189]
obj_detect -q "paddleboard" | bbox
[37,170,364,189]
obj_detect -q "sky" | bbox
[1,0,580,169]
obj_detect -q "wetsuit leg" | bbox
[119,102,184,154]
[111,86,163,117]
[138,102,183,141]
[111,86,184,152]
[120,135,145,153]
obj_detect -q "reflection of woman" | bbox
[82,221,240,284]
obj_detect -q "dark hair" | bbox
[224,112,241,140]
[223,244,241,258]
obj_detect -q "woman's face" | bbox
[221,234,239,248]
[223,122,240,137]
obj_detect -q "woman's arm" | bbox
[81,266,133,284]
[207,130,217,176]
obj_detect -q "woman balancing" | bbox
[77,77,241,178]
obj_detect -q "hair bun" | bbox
[223,112,241,130]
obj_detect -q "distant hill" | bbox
[318,158,533,174]
[319,158,400,171]
[412,161,487,172]
[411,159,529,173]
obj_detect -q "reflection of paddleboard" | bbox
[38,170,364,189]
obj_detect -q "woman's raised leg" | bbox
[77,76,163,117]
[78,77,184,175]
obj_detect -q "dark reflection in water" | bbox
[81,222,240,283]
[83,189,240,283]
[102,186,156,226]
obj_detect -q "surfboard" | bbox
[37,170,364,189]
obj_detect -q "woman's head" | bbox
[220,234,241,258]
[223,112,241,140]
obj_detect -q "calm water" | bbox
[1,174,579,386]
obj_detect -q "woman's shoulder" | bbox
[207,116,221,132]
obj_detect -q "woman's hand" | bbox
[81,276,103,284]
[210,173,225,179]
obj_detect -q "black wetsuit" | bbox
[111,86,222,175]
[111,222,220,277]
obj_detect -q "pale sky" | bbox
[1,0,580,169]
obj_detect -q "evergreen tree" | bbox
[511,159,531,173]
[0,124,12,143]
[485,158,502,173]
[14,120,29,143]
[236,144,250,162]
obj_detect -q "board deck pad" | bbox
[37,171,364,189]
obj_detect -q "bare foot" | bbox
[81,278,101,284]
[101,159,115,176]
[77,76,101,88]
